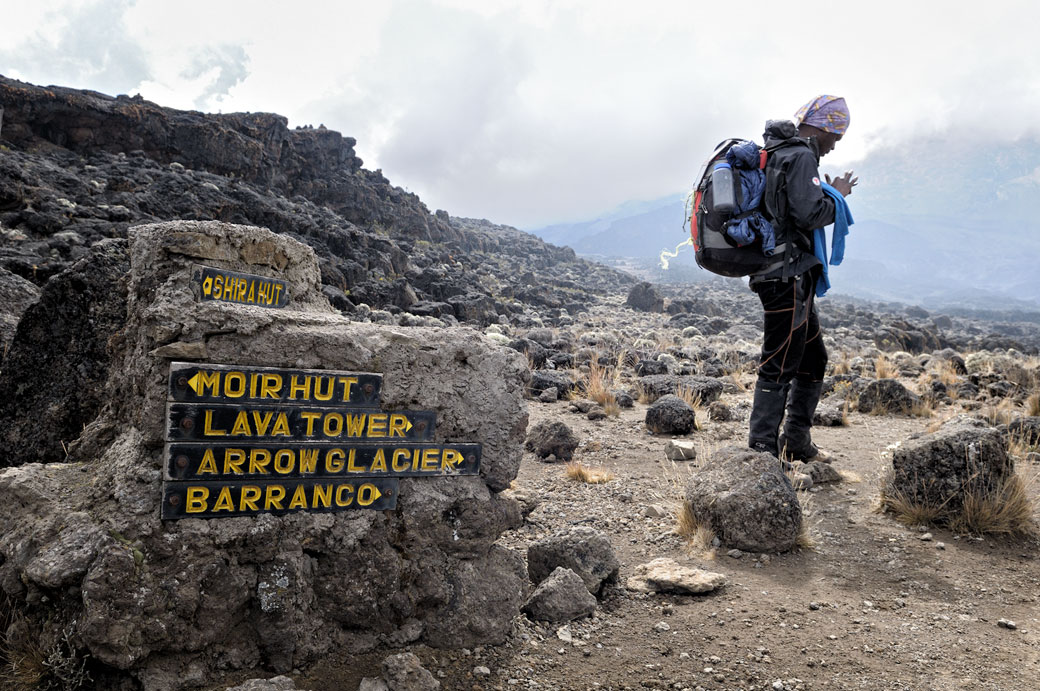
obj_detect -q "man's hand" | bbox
[824,171,858,197]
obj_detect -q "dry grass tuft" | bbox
[675,385,704,430]
[874,353,899,379]
[910,398,934,419]
[1028,392,1040,418]
[581,358,615,407]
[983,399,1017,426]
[831,350,852,376]
[948,471,1037,537]
[675,502,716,559]
[564,461,615,484]
[795,492,818,550]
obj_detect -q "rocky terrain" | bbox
[1,77,1038,691]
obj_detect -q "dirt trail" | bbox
[295,384,1039,691]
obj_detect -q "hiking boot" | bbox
[748,379,788,457]
[781,379,830,462]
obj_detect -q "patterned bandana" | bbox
[794,95,850,135]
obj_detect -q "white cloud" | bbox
[2,0,1039,226]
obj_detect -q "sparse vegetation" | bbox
[674,385,704,430]
[675,502,716,559]
[1028,392,1040,417]
[874,353,898,379]
[564,461,615,484]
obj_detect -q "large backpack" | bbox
[687,138,789,278]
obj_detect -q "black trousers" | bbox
[752,271,827,384]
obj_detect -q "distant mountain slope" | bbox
[529,135,1040,310]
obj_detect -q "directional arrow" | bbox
[187,373,201,395]
[403,418,413,433]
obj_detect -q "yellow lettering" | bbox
[326,448,345,472]
[261,374,282,399]
[367,413,388,438]
[338,376,358,401]
[314,376,334,401]
[271,413,290,437]
[289,375,311,400]
[347,449,364,473]
[230,411,251,436]
[441,448,464,471]
[225,372,246,398]
[240,485,261,511]
[264,485,286,509]
[249,373,259,398]
[345,414,366,437]
[203,409,227,436]
[299,447,319,473]
[389,414,408,437]
[274,450,294,474]
[289,484,308,509]
[202,275,213,296]
[335,484,354,507]
[186,487,209,513]
[313,484,333,508]
[248,448,271,474]
[300,411,320,436]
[274,284,284,304]
[237,279,247,302]
[323,412,343,437]
[357,483,380,507]
[247,281,256,303]
[391,448,410,472]
[224,448,246,473]
[252,410,273,436]
[421,448,440,472]
[257,282,269,304]
[198,449,218,474]
[197,370,220,396]
[213,486,235,512]
[213,274,224,299]
[371,449,387,472]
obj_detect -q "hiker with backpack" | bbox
[688,95,856,462]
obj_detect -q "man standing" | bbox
[747,95,857,462]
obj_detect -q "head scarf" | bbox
[794,95,850,135]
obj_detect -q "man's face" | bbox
[817,131,843,157]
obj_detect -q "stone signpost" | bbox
[0,221,529,690]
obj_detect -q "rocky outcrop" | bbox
[0,222,529,690]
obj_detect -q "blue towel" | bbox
[813,183,854,297]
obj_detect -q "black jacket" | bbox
[752,120,836,280]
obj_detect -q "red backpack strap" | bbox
[759,149,768,170]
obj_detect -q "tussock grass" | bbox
[1027,392,1040,418]
[984,399,1017,426]
[675,502,716,559]
[840,399,851,426]
[948,471,1037,537]
[581,358,615,407]
[564,461,614,484]
[831,350,852,376]
[877,468,949,527]
[874,353,899,379]
[675,385,704,430]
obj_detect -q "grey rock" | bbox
[522,567,598,622]
[887,416,1012,518]
[359,679,390,691]
[707,401,734,422]
[538,386,559,403]
[529,369,574,397]
[664,440,697,461]
[645,394,697,435]
[684,446,803,553]
[800,461,843,485]
[626,558,726,595]
[857,378,922,415]
[625,282,664,312]
[525,420,579,461]
[383,652,440,691]
[225,676,300,691]
[0,266,40,353]
[638,374,723,405]
[527,526,619,596]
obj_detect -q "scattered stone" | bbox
[587,406,607,420]
[638,375,724,405]
[529,370,575,398]
[626,558,726,595]
[997,619,1017,630]
[919,532,933,541]
[522,567,598,622]
[625,282,664,312]
[886,416,1013,518]
[527,527,620,596]
[664,439,697,461]
[808,602,821,611]
[525,420,579,461]
[707,401,734,422]
[645,394,697,435]
[644,504,669,518]
[857,379,922,415]
[382,652,440,691]
[800,460,842,485]
[788,472,813,490]
[684,446,803,553]
[727,549,744,559]
[358,679,389,691]
[473,666,491,676]
[225,676,300,691]
[538,386,559,403]
[653,621,671,632]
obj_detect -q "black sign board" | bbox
[165,442,481,481]
[166,404,436,443]
[168,362,382,407]
[161,477,399,519]
[191,265,290,308]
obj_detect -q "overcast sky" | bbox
[2,0,1038,228]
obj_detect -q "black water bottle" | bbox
[711,162,736,215]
